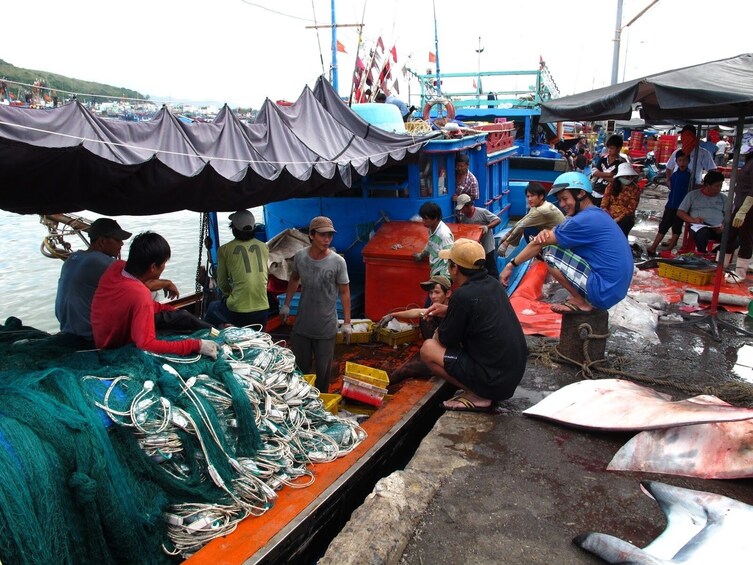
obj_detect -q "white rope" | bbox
[0,118,429,165]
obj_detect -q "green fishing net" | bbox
[0,317,364,562]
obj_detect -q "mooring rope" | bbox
[528,333,753,406]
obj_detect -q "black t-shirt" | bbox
[593,155,627,194]
[438,272,527,393]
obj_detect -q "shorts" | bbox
[443,348,520,401]
[543,245,590,301]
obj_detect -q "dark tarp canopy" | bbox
[0,77,436,215]
[540,53,753,123]
[540,53,753,338]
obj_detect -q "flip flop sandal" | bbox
[443,395,493,413]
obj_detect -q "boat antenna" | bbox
[432,0,441,96]
[310,0,327,77]
[347,2,368,106]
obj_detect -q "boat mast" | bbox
[330,0,338,92]
[432,0,441,96]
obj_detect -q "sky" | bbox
[2,0,752,109]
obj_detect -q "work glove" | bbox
[199,339,218,360]
[733,196,753,228]
[280,305,290,324]
[498,241,509,256]
[481,225,489,234]
[340,323,353,345]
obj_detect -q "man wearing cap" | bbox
[380,275,452,384]
[500,171,633,314]
[91,232,218,358]
[420,239,527,411]
[665,125,717,188]
[55,217,181,345]
[280,216,351,392]
[455,193,501,276]
[205,210,270,328]
[380,275,452,339]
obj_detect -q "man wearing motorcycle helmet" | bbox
[499,172,633,313]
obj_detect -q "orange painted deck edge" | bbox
[184,377,437,565]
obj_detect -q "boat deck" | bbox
[185,333,449,564]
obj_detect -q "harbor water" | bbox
[0,207,263,333]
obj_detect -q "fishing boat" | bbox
[0,35,566,563]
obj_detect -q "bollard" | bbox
[555,310,609,366]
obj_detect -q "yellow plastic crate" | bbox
[336,319,375,344]
[319,393,342,414]
[344,361,390,388]
[657,262,715,286]
[303,374,316,386]
[377,326,420,346]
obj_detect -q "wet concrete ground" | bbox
[397,335,753,565]
[325,183,753,564]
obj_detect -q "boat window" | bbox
[356,164,411,198]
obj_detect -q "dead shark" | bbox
[574,481,753,564]
[523,379,753,431]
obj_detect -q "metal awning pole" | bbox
[709,114,746,316]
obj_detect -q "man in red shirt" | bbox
[91,231,218,358]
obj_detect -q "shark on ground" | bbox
[574,481,753,564]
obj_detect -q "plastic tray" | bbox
[657,262,715,286]
[319,393,342,414]
[344,361,390,388]
[377,326,420,346]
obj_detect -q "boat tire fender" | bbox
[422,97,455,120]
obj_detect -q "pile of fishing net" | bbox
[0,320,366,563]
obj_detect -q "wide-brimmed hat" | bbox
[229,210,256,231]
[419,275,452,291]
[438,238,485,270]
[614,162,640,178]
[455,193,473,210]
[88,218,132,241]
[309,216,336,233]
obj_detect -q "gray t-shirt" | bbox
[291,249,350,339]
[678,189,727,227]
[458,207,498,253]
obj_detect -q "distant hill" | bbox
[0,59,146,103]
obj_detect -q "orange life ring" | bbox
[422,97,455,121]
